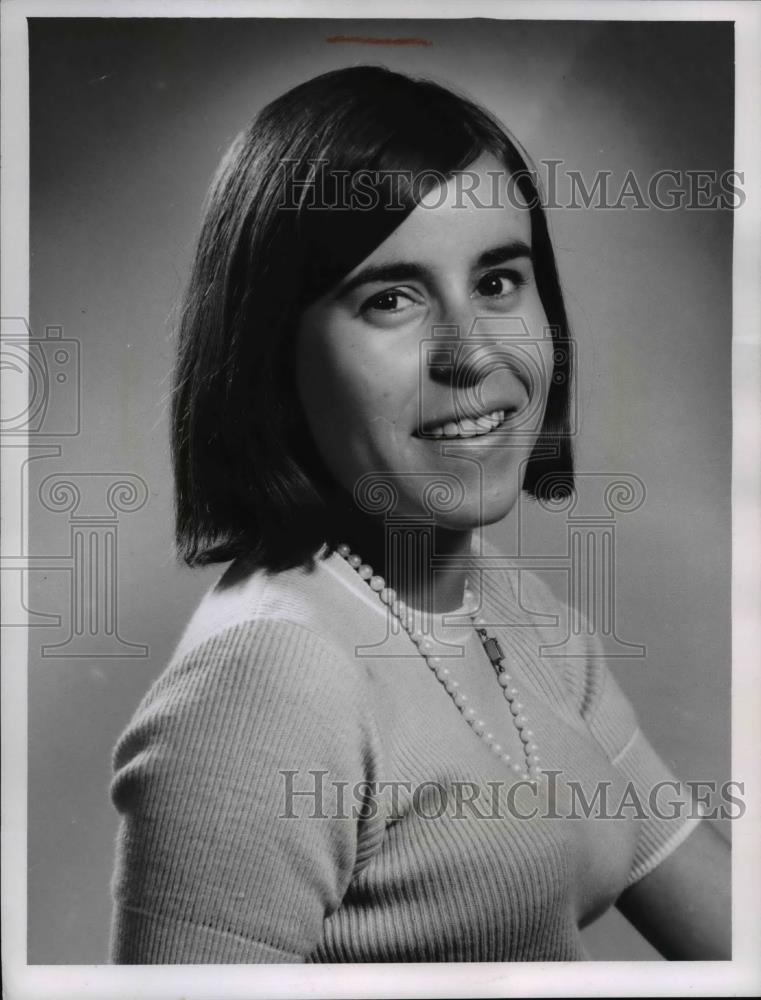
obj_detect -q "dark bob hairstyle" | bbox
[172,65,574,572]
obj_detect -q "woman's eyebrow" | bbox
[334,262,429,300]
[476,239,533,268]
[334,239,533,300]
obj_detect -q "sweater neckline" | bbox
[319,537,484,639]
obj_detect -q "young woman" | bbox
[109,65,730,963]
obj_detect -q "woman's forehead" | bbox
[359,156,532,271]
[417,152,529,210]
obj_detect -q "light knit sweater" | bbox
[109,536,700,963]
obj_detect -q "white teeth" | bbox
[457,417,480,434]
[425,409,508,439]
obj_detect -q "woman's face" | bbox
[295,153,554,529]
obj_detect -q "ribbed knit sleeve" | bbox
[580,630,703,888]
[109,618,385,964]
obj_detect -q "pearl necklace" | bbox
[337,543,541,783]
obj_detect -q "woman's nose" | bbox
[425,315,504,389]
[426,298,480,385]
[425,312,540,404]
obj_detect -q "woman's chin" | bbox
[429,493,521,532]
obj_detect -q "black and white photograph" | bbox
[2,1,760,997]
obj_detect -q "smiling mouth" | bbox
[416,408,515,440]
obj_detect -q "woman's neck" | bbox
[332,506,473,614]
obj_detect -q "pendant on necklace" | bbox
[476,628,506,674]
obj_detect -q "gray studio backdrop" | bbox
[27,18,732,962]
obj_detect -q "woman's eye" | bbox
[475,270,526,299]
[361,289,416,315]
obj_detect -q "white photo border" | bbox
[2,1,759,997]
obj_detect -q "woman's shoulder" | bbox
[109,561,387,963]
[170,552,350,662]
[112,554,379,770]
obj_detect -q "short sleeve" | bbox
[580,629,705,888]
[109,618,385,963]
